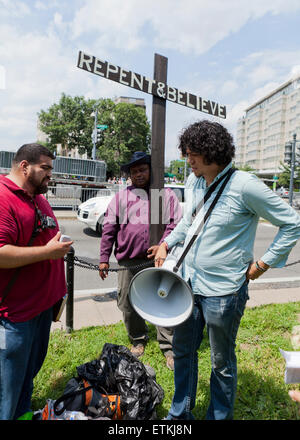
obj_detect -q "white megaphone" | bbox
[128,243,193,327]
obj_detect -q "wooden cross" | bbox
[77,51,226,244]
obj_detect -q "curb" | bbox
[72,277,300,297]
[249,277,300,290]
[74,287,117,296]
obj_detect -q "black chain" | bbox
[70,256,154,272]
[65,255,300,272]
[284,259,300,267]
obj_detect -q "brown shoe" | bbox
[165,355,174,370]
[131,343,145,358]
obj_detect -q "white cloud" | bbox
[288,65,300,81]
[248,65,276,86]
[0,65,5,89]
[2,0,300,161]
[34,1,47,10]
[235,50,300,85]
[71,0,146,51]
[0,0,30,17]
[221,80,239,96]
[70,0,300,55]
[53,12,63,27]
[0,24,78,147]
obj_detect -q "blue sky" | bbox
[1,0,300,164]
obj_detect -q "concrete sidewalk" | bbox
[51,283,300,332]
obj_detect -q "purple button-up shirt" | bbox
[100,185,182,263]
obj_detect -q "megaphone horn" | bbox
[128,252,193,327]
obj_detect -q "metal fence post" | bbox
[66,246,74,333]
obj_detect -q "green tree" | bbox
[97,102,150,176]
[38,93,95,156]
[278,161,300,189]
[38,95,151,176]
[235,164,256,173]
[168,159,186,182]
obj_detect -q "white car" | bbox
[77,184,185,235]
[77,193,114,235]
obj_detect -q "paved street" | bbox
[56,215,300,293]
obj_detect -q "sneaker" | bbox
[131,343,145,357]
[165,354,174,370]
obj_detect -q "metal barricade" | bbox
[46,186,120,210]
[46,185,82,210]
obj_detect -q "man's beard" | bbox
[28,174,49,194]
[34,183,48,194]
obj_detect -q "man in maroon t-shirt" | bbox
[0,143,73,420]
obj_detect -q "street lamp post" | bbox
[284,133,300,207]
[92,108,98,161]
[289,134,296,207]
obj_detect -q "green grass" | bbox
[33,302,300,420]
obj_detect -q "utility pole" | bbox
[289,134,296,207]
[184,158,187,184]
[284,133,300,206]
[92,108,98,160]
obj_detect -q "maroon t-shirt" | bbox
[0,176,66,322]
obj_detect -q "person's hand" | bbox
[99,263,109,280]
[155,242,168,267]
[289,390,300,403]
[147,245,159,259]
[246,260,269,281]
[44,231,73,259]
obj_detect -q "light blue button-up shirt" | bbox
[164,163,300,296]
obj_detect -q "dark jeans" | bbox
[166,281,249,420]
[0,307,53,420]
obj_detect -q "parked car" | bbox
[77,184,185,235]
[77,193,114,235]
[293,197,300,210]
[276,187,289,198]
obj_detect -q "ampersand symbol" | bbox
[157,82,166,99]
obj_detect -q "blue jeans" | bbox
[0,307,53,420]
[167,281,249,420]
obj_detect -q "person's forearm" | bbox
[0,244,50,268]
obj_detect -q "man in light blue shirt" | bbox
[155,120,300,420]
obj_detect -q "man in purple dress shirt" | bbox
[99,152,182,369]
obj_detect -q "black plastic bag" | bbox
[76,343,164,420]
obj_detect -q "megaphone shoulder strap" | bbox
[173,167,236,273]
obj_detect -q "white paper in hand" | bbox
[60,234,71,242]
[279,349,300,384]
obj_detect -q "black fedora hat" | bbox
[121,151,151,172]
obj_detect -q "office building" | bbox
[236,75,300,177]
[114,96,146,110]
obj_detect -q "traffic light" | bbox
[296,144,300,166]
[284,142,292,164]
[96,128,102,143]
[96,125,108,143]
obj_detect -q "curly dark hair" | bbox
[178,120,235,165]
